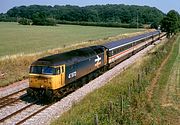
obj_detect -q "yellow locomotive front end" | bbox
[27,65,65,99]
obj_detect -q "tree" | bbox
[161,10,180,37]
[31,12,57,26]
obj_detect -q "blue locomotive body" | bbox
[64,46,106,84]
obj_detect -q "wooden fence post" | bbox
[94,114,99,125]
[121,95,124,115]
[108,101,113,122]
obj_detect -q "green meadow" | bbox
[0,22,142,57]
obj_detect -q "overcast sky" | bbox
[0,0,179,14]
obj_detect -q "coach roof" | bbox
[103,31,159,50]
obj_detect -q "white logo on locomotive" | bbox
[95,55,101,67]
[68,71,77,79]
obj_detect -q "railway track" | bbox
[0,88,27,109]
[16,103,53,125]
[0,98,53,125]
[0,84,73,125]
[0,88,50,125]
[0,88,26,101]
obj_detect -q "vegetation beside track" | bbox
[0,22,147,87]
[152,34,180,124]
[51,35,179,125]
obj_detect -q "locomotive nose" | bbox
[29,75,56,89]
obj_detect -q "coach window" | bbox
[118,48,120,53]
[121,47,124,51]
[131,43,133,47]
[111,50,114,56]
[126,45,129,49]
[125,45,128,49]
[120,47,123,52]
[114,49,117,54]
[142,39,145,43]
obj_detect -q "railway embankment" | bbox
[51,35,179,125]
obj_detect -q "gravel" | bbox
[0,100,45,125]
[21,39,166,125]
[0,80,28,98]
[2,104,44,125]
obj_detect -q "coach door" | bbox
[60,65,65,86]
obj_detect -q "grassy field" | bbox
[0,22,142,57]
[51,35,179,125]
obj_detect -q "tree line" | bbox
[0,4,165,27]
[0,4,179,35]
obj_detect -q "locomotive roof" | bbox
[32,45,104,66]
[103,30,160,50]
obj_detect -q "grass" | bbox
[0,22,143,57]
[51,35,178,125]
[152,34,180,124]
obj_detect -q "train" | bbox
[27,30,166,100]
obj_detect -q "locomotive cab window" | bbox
[30,66,60,75]
[56,67,61,74]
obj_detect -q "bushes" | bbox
[18,17,57,26]
[18,18,32,25]
[32,17,57,26]
[58,21,144,28]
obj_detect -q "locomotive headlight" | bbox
[40,85,44,88]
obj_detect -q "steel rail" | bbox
[0,88,27,104]
[0,100,38,123]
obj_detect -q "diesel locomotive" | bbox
[27,30,165,100]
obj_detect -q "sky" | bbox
[0,0,179,14]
